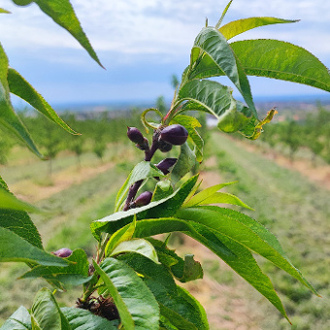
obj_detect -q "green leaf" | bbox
[199,191,253,209]
[0,185,39,213]
[0,176,42,248]
[177,254,203,283]
[117,252,177,294]
[11,0,33,6]
[19,249,90,289]
[171,115,204,162]
[146,239,203,282]
[215,0,233,29]
[0,207,42,248]
[105,216,136,256]
[171,143,196,183]
[110,238,160,264]
[141,108,163,133]
[34,0,103,67]
[8,68,77,135]
[31,287,70,330]
[131,218,290,322]
[0,8,11,13]
[0,227,68,266]
[93,258,160,330]
[146,282,208,330]
[188,26,257,116]
[220,17,298,40]
[0,306,31,330]
[151,180,174,202]
[177,206,317,295]
[237,108,277,140]
[91,175,198,240]
[178,79,252,131]
[230,39,330,92]
[119,250,207,329]
[183,181,236,208]
[115,161,165,212]
[61,307,119,329]
[0,43,42,157]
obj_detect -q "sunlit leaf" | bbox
[195,192,253,210]
[215,0,233,28]
[220,17,298,40]
[230,39,330,92]
[110,238,160,264]
[183,181,236,208]
[105,215,136,256]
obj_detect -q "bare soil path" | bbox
[11,162,115,203]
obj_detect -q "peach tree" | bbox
[1,1,330,329]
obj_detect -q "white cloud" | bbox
[0,0,329,103]
[0,0,329,61]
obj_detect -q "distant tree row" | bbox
[0,108,143,171]
[259,105,330,165]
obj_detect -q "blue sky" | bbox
[1,0,330,107]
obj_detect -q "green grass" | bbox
[209,132,330,329]
[0,143,123,185]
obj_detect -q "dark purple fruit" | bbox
[135,137,149,151]
[53,248,72,258]
[127,127,145,145]
[160,124,188,146]
[134,191,153,207]
[155,158,177,174]
[158,139,172,152]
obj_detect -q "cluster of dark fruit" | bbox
[76,296,119,321]
[124,124,188,210]
[127,124,188,153]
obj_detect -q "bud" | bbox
[127,127,145,145]
[134,191,153,207]
[135,137,149,151]
[52,248,72,258]
[160,124,188,145]
[158,139,172,152]
[155,158,177,174]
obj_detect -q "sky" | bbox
[0,0,330,108]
